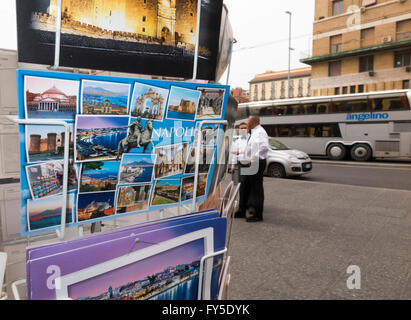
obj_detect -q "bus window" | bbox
[260,106,275,116]
[372,99,383,111]
[278,125,291,137]
[294,125,308,137]
[290,105,302,115]
[275,106,286,116]
[303,103,316,114]
[334,101,346,112]
[371,97,409,111]
[347,100,368,112]
[317,102,331,113]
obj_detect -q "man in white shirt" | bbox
[229,122,248,185]
[236,115,269,222]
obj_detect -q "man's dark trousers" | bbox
[238,159,267,219]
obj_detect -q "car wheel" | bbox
[268,163,286,178]
[350,144,372,162]
[326,143,346,161]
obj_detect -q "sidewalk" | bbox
[228,178,411,299]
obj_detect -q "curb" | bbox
[311,160,411,168]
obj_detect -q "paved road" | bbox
[291,161,411,191]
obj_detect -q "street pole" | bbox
[286,11,292,99]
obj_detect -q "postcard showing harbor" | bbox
[25,160,78,199]
[79,161,120,193]
[27,193,75,231]
[115,184,152,215]
[77,191,116,222]
[151,179,181,207]
[75,115,129,162]
[26,123,74,163]
[154,143,188,179]
[25,76,80,120]
[195,87,225,119]
[130,82,169,121]
[81,80,130,115]
[166,86,201,121]
[118,154,156,185]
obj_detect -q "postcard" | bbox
[75,115,129,162]
[166,86,201,121]
[118,154,156,185]
[81,80,130,115]
[154,143,188,179]
[195,123,220,147]
[77,191,116,223]
[26,124,74,163]
[115,184,152,215]
[196,87,225,119]
[27,193,75,232]
[25,160,78,200]
[24,76,80,120]
[180,174,208,202]
[184,147,215,175]
[27,216,227,300]
[130,82,169,121]
[79,161,120,193]
[151,179,181,207]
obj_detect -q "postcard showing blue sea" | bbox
[81,80,131,115]
[166,86,201,121]
[27,193,75,232]
[80,161,120,193]
[118,154,156,185]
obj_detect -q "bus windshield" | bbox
[269,139,289,150]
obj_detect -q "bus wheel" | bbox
[326,143,346,161]
[268,163,286,178]
[350,144,372,162]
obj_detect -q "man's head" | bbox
[248,115,260,130]
[238,122,248,137]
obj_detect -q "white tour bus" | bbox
[237,90,411,161]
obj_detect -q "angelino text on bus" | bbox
[346,112,389,122]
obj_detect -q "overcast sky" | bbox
[0,0,315,90]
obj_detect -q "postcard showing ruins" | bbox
[16,0,224,80]
[24,76,80,120]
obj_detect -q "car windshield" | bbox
[269,139,289,150]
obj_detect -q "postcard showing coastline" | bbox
[130,82,169,121]
[24,76,80,120]
[77,191,116,223]
[118,154,156,185]
[166,86,200,121]
[27,193,75,232]
[75,115,129,162]
[26,123,74,163]
[81,80,130,115]
[79,161,120,193]
[184,147,215,175]
[151,179,181,207]
[115,184,152,215]
[195,87,225,119]
[154,143,188,179]
[25,160,78,200]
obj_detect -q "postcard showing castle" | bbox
[25,76,79,120]
[26,124,75,163]
[81,80,130,115]
[25,160,78,200]
[27,192,75,231]
[16,0,224,80]
[130,82,169,121]
[75,115,129,162]
[166,86,200,121]
[79,161,120,193]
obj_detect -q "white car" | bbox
[265,138,312,178]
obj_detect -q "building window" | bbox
[254,85,258,101]
[307,79,311,97]
[332,0,344,16]
[342,86,348,95]
[142,27,146,33]
[358,84,364,93]
[396,19,411,41]
[330,35,342,53]
[298,79,303,97]
[329,60,342,76]
[280,81,286,99]
[261,83,266,101]
[142,16,146,22]
[394,51,411,67]
[360,27,375,47]
[350,85,356,94]
[404,80,410,89]
[335,87,340,95]
[359,55,374,72]
[271,82,276,100]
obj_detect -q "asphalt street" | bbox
[227,162,411,300]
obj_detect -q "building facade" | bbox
[230,87,250,104]
[301,0,411,96]
[249,67,312,102]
